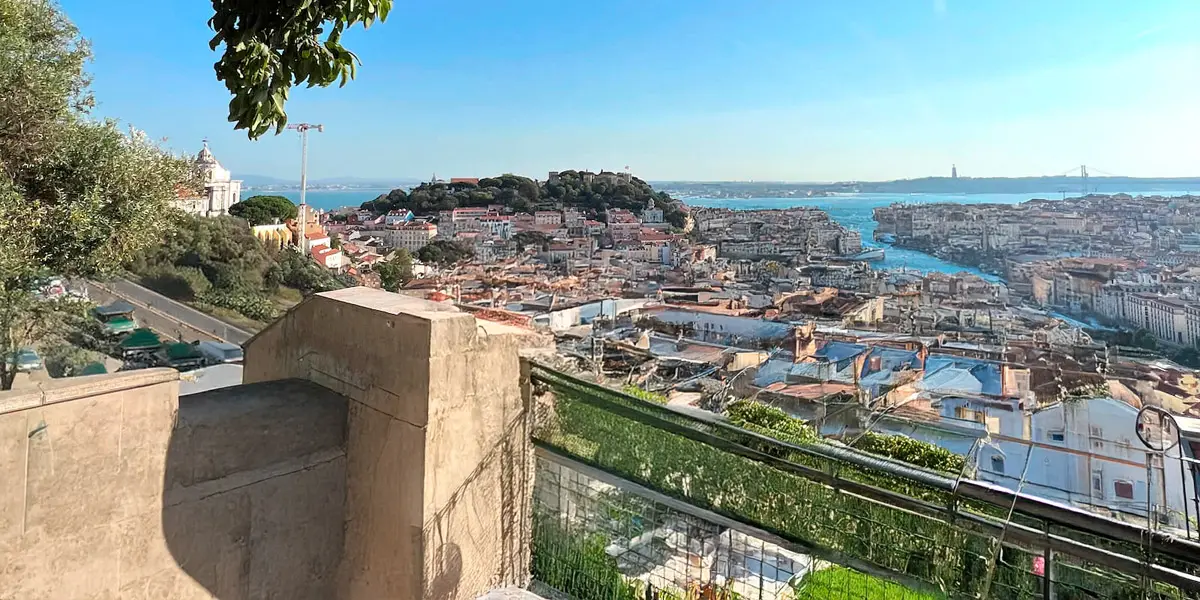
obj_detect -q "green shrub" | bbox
[622,384,668,404]
[198,288,278,322]
[853,432,965,475]
[726,400,819,444]
[140,265,212,301]
[41,343,107,378]
[724,400,963,475]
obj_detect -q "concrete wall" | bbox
[0,370,348,599]
[2,286,544,600]
[244,287,551,600]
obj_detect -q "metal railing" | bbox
[527,362,1200,599]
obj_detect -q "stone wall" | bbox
[245,287,550,600]
[0,369,348,599]
[1,286,545,600]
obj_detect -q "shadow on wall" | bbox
[161,379,348,599]
[424,416,532,600]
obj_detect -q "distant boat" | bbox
[845,248,885,261]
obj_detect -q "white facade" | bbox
[479,216,514,239]
[917,396,1198,527]
[176,141,243,217]
[1098,285,1200,347]
[380,222,438,253]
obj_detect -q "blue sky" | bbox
[60,0,1200,182]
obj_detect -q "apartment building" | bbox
[380,221,438,253]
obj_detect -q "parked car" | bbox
[11,348,42,372]
[194,341,244,365]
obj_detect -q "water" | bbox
[261,189,391,211]
[686,191,1194,278]
[259,187,1193,278]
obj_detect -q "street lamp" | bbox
[286,123,323,247]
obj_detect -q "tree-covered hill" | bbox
[360,170,688,228]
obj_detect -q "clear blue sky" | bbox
[59,0,1200,182]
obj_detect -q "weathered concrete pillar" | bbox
[244,288,550,600]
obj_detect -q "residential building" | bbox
[534,211,562,226]
[302,231,330,253]
[383,209,413,226]
[382,221,438,253]
[310,244,347,271]
[480,215,514,239]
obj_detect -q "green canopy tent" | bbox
[118,328,162,358]
[159,342,205,370]
[78,362,108,376]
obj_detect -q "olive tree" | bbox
[0,0,193,388]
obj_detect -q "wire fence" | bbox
[527,362,1200,600]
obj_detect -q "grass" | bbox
[192,302,267,332]
[792,567,946,600]
[271,286,303,308]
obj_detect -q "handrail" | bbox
[529,361,1200,591]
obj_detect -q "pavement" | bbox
[88,278,253,346]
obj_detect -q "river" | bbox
[270,188,1193,278]
[685,191,1195,279]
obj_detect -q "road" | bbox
[89,279,253,346]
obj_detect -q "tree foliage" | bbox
[360,187,407,214]
[360,171,688,227]
[416,240,474,266]
[0,0,192,388]
[228,194,298,226]
[513,231,552,251]
[130,215,275,290]
[376,249,413,292]
[129,215,348,322]
[208,0,392,138]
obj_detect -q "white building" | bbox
[885,393,1198,527]
[310,244,347,272]
[479,215,514,240]
[1098,285,1200,347]
[641,199,664,224]
[175,141,243,217]
[381,222,438,253]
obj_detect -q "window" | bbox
[986,416,1001,435]
[991,455,1005,475]
[1114,480,1134,500]
[1048,430,1065,443]
[1092,471,1103,496]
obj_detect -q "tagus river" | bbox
[685,191,1194,279]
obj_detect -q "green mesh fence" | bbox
[528,363,1200,600]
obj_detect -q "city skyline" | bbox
[61,0,1200,182]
